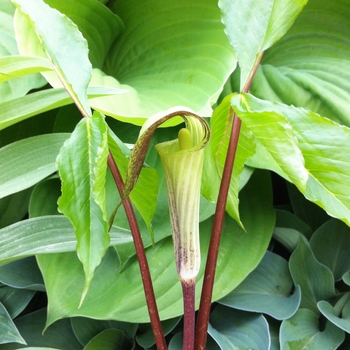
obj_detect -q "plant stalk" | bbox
[182,278,196,350]
[194,52,264,350]
[107,152,167,350]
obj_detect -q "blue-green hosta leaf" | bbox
[289,236,335,314]
[0,302,26,345]
[0,216,132,266]
[251,0,350,128]
[0,286,35,318]
[90,0,237,123]
[202,94,255,226]
[318,293,350,334]
[37,169,274,325]
[13,0,92,117]
[310,219,350,281]
[56,112,110,303]
[232,93,350,226]
[0,86,125,131]
[208,306,270,350]
[219,0,307,89]
[0,133,70,199]
[219,251,301,320]
[280,308,345,350]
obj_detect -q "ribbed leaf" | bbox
[56,112,110,303]
[13,0,92,117]
[219,0,307,88]
[232,93,350,226]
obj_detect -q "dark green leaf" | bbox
[0,286,35,318]
[83,329,132,350]
[0,302,26,345]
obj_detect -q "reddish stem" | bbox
[107,152,167,350]
[182,278,196,350]
[194,52,264,350]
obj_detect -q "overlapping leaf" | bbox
[232,93,350,226]
[56,112,110,303]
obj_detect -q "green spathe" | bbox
[155,118,208,281]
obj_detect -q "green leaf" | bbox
[83,329,133,350]
[289,236,335,314]
[13,0,92,117]
[0,286,35,318]
[56,112,110,303]
[0,55,52,83]
[219,251,301,320]
[208,306,270,349]
[0,302,26,345]
[37,169,275,324]
[219,0,307,88]
[0,86,126,131]
[310,219,350,281]
[280,308,345,350]
[0,134,70,199]
[0,216,132,265]
[89,0,236,123]
[202,94,255,225]
[232,93,350,226]
[251,0,350,128]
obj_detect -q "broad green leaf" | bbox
[13,0,92,117]
[83,329,133,350]
[232,93,350,226]
[0,134,70,199]
[318,294,350,334]
[0,286,35,318]
[202,94,255,225]
[0,257,44,291]
[0,216,132,265]
[289,236,335,314]
[0,308,82,350]
[219,251,301,320]
[251,0,350,128]
[0,55,52,83]
[38,169,274,325]
[0,86,126,131]
[71,317,137,346]
[280,308,345,350]
[89,0,237,123]
[208,306,270,349]
[0,0,46,102]
[56,112,110,303]
[310,219,350,281]
[0,302,26,345]
[219,0,307,88]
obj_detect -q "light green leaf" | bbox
[0,55,52,83]
[56,112,109,303]
[0,86,126,131]
[0,134,70,199]
[13,0,92,117]
[83,329,133,350]
[280,308,345,350]
[202,94,255,225]
[232,93,350,226]
[289,236,335,314]
[251,0,350,128]
[310,219,350,281]
[208,306,270,349]
[0,216,132,265]
[219,0,307,88]
[90,0,236,123]
[37,169,274,324]
[219,251,301,320]
[0,302,26,345]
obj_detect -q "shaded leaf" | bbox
[208,306,270,349]
[83,329,132,350]
[0,302,26,345]
[0,286,35,318]
[219,251,301,320]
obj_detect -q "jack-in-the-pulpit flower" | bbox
[155,116,209,282]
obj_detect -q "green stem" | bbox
[182,278,196,350]
[194,52,264,350]
[107,152,167,350]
